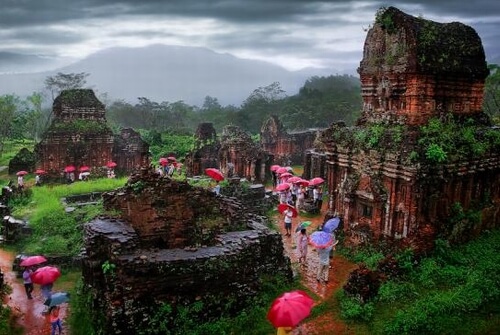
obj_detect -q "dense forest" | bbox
[0,67,499,158]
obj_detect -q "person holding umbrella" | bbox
[283,206,294,237]
[309,231,338,283]
[296,228,308,265]
[22,266,34,299]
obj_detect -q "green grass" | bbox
[11,177,127,255]
[339,229,500,335]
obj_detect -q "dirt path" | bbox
[273,202,358,335]
[0,248,68,335]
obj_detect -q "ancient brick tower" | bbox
[305,7,500,249]
[357,7,489,126]
[35,89,149,175]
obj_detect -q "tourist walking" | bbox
[316,243,334,283]
[49,305,62,335]
[213,181,221,196]
[297,228,308,265]
[22,267,34,299]
[41,282,53,300]
[283,207,294,236]
[314,187,324,211]
[17,175,24,189]
[296,185,305,211]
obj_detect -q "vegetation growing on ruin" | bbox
[48,119,111,134]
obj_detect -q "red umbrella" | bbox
[276,167,288,174]
[205,168,224,181]
[167,156,177,161]
[275,183,291,192]
[309,177,325,186]
[106,161,117,168]
[20,255,47,267]
[16,171,28,176]
[267,290,314,328]
[277,203,298,218]
[31,266,61,285]
[159,158,168,166]
[35,169,46,175]
[79,166,90,172]
[64,165,76,173]
[270,165,281,172]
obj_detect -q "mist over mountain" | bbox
[0,44,335,106]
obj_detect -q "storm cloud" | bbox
[1,0,499,73]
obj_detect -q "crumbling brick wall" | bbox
[81,168,292,333]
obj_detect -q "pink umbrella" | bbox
[79,166,90,172]
[296,179,310,187]
[275,183,291,192]
[309,177,325,186]
[16,171,29,176]
[270,165,281,172]
[267,290,314,328]
[31,266,61,285]
[288,176,302,184]
[20,255,47,267]
[64,165,76,173]
[106,161,117,168]
[167,156,177,161]
[35,169,46,175]
[159,158,168,166]
[279,172,293,179]
[276,167,288,174]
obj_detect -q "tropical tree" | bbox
[0,94,19,154]
[44,72,90,100]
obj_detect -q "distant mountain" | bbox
[0,45,334,106]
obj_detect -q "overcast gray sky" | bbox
[1,0,499,74]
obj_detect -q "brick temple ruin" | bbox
[304,7,500,248]
[34,89,149,177]
[185,118,318,181]
[185,123,270,181]
[81,168,291,333]
[260,115,319,166]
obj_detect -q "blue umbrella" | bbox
[43,292,70,307]
[323,217,340,234]
[309,231,334,249]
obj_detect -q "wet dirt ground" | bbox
[273,202,359,335]
[0,249,68,335]
[0,201,357,335]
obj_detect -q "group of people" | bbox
[278,184,324,212]
[282,210,338,284]
[22,267,62,335]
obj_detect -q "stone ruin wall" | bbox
[81,168,292,333]
[303,7,500,249]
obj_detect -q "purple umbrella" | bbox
[323,217,340,234]
[309,231,334,249]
